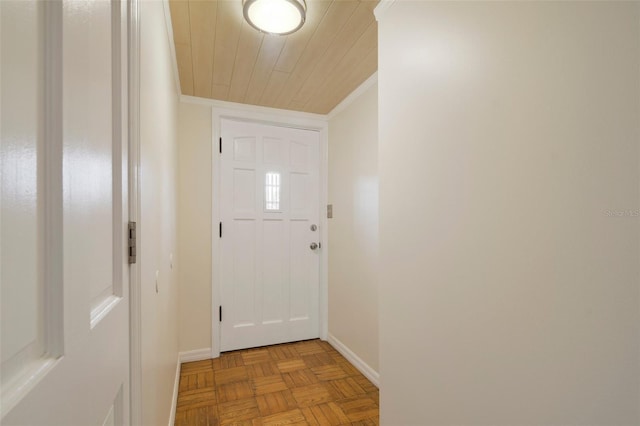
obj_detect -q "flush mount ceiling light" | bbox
[242,0,307,35]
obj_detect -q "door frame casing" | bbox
[127,0,142,423]
[211,104,329,358]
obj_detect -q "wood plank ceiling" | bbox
[168,0,378,114]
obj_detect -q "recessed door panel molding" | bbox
[220,119,320,351]
[233,137,257,163]
[233,169,257,216]
[232,219,257,326]
[263,137,284,165]
[262,219,286,323]
[289,220,313,321]
[290,140,309,170]
[290,172,310,215]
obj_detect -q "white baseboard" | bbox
[168,357,181,426]
[169,348,211,425]
[179,348,212,363]
[327,333,379,388]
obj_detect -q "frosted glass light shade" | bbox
[243,0,306,35]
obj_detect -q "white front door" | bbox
[220,119,321,352]
[1,0,131,424]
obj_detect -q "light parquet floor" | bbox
[175,339,379,426]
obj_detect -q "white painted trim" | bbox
[373,0,396,21]
[43,0,64,360]
[319,123,329,341]
[89,296,121,330]
[168,348,211,425]
[168,358,181,426]
[327,334,379,388]
[326,72,378,120]
[180,72,378,123]
[211,107,221,360]
[162,0,181,96]
[211,105,329,359]
[0,358,59,419]
[179,348,213,363]
[182,95,327,123]
[168,349,210,426]
[127,0,142,424]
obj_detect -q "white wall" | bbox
[377,2,640,424]
[140,1,179,425]
[328,82,379,373]
[177,102,213,352]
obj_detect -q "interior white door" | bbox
[1,0,131,424]
[220,119,321,352]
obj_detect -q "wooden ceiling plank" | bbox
[292,1,376,106]
[259,70,290,106]
[227,22,264,103]
[211,84,230,100]
[273,0,360,109]
[188,0,217,98]
[315,21,378,95]
[169,0,191,44]
[323,38,376,112]
[212,1,243,89]
[169,0,194,95]
[304,22,377,113]
[168,0,381,110]
[274,0,333,73]
[244,35,287,105]
[175,43,195,96]
[308,47,377,113]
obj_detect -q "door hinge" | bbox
[128,221,137,264]
[219,222,222,238]
[219,137,222,154]
[219,306,222,322]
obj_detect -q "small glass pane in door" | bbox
[265,172,281,211]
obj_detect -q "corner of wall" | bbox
[328,334,379,387]
[161,0,181,97]
[168,360,181,426]
[327,77,379,375]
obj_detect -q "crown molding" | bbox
[162,0,181,96]
[180,95,329,122]
[326,72,377,120]
[374,0,397,21]
[179,72,379,123]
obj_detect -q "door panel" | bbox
[262,220,285,323]
[233,169,256,214]
[0,0,130,424]
[233,220,256,325]
[0,0,45,389]
[220,119,320,352]
[290,220,311,320]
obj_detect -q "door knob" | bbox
[310,242,319,250]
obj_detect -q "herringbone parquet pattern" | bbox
[174,339,379,425]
